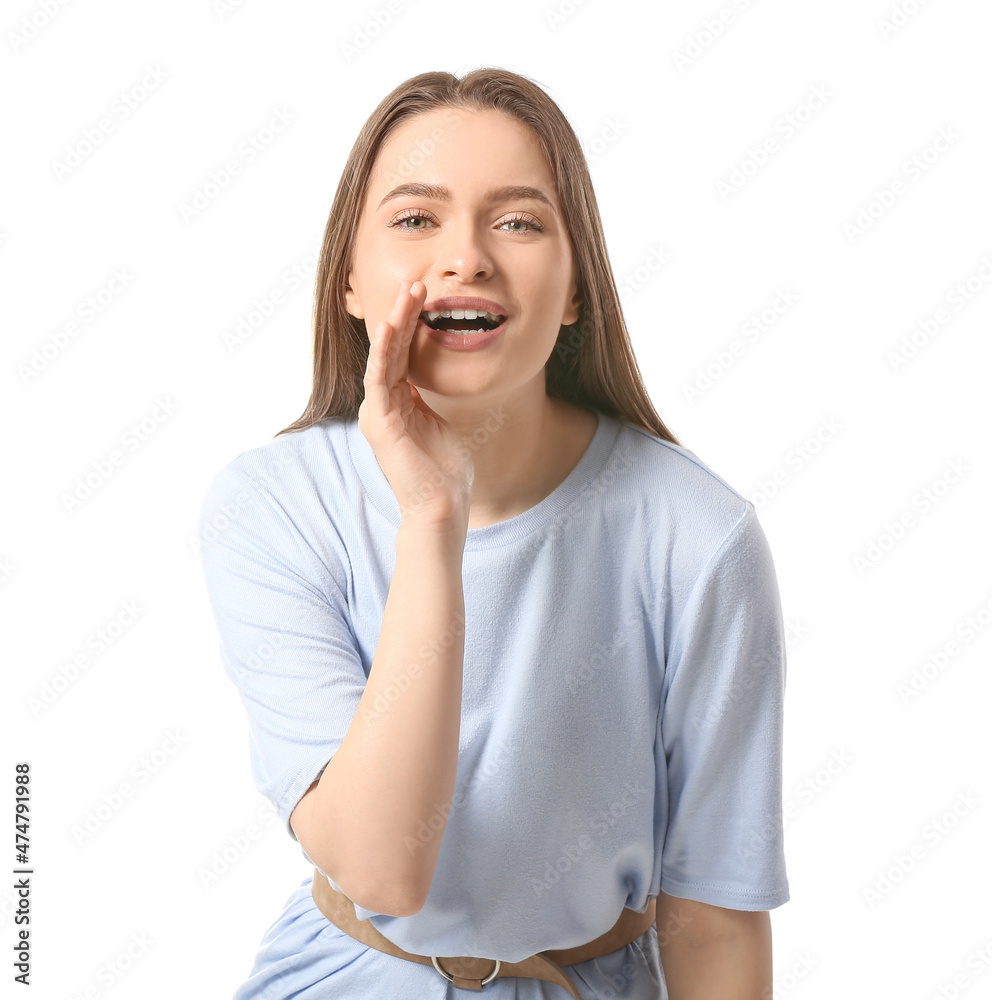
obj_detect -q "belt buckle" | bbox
[431,955,501,988]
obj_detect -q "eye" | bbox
[498,214,544,234]
[387,209,546,234]
[387,209,437,231]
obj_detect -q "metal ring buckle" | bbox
[431,955,501,986]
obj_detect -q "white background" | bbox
[3,1,991,997]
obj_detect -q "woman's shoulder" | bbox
[199,419,367,551]
[213,417,353,498]
[198,418,358,547]
[610,418,751,538]
[197,418,359,582]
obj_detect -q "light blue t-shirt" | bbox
[198,406,789,999]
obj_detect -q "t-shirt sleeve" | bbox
[197,463,368,842]
[658,499,790,911]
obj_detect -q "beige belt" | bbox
[311,867,656,996]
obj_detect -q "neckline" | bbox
[345,407,620,552]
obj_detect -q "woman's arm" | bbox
[656,891,772,1000]
[290,523,467,918]
[292,280,475,919]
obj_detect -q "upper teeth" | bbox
[424,308,503,322]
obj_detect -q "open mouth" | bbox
[421,308,507,334]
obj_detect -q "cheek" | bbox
[367,244,433,289]
[529,250,571,289]
[367,230,422,264]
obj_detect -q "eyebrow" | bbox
[377,182,557,213]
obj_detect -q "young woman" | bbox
[199,67,789,999]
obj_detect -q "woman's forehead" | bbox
[367,109,557,206]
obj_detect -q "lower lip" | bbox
[419,317,507,351]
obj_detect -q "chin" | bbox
[408,359,492,393]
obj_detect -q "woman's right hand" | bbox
[358,279,474,532]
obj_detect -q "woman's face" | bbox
[345,106,581,402]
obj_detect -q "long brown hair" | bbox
[275,67,680,446]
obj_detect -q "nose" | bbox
[432,219,493,281]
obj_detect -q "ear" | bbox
[561,273,582,327]
[344,273,364,320]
